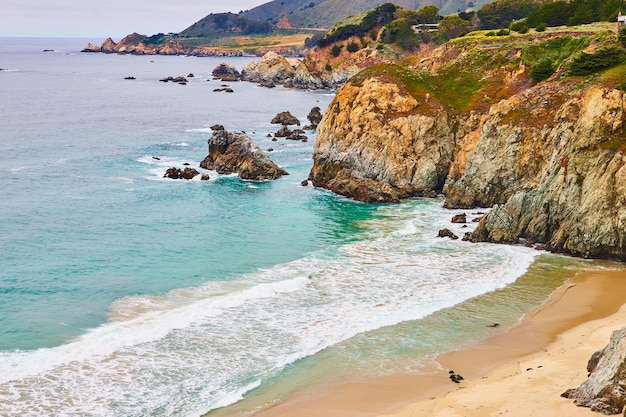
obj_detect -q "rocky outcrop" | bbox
[235,39,398,90]
[101,37,118,53]
[241,52,296,84]
[305,106,323,129]
[160,76,188,84]
[81,43,101,53]
[271,111,300,126]
[309,76,454,203]
[287,41,399,90]
[451,213,467,223]
[164,167,205,180]
[200,126,288,180]
[562,326,626,414]
[437,228,458,239]
[104,33,186,55]
[212,63,241,81]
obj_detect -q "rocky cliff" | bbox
[309,27,626,260]
[562,326,626,414]
[238,40,400,90]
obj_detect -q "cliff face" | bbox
[310,28,626,259]
[309,76,453,202]
[465,87,626,259]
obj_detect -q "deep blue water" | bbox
[0,37,601,417]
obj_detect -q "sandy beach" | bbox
[252,267,626,417]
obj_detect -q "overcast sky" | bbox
[0,0,269,39]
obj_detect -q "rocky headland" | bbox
[82,34,246,57]
[308,26,626,260]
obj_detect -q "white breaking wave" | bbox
[0,200,538,417]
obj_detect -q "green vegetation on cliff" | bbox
[350,25,626,115]
[316,3,442,53]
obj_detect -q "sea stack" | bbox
[200,126,288,180]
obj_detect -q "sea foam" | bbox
[0,200,538,417]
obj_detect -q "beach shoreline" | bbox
[248,267,626,417]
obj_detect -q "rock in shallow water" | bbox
[164,167,200,180]
[200,128,288,180]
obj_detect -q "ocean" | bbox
[0,37,614,417]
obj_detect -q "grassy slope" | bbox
[353,23,621,111]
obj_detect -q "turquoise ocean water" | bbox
[0,37,614,416]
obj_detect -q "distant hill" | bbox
[242,0,493,29]
[179,12,274,37]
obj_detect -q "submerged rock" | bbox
[437,228,458,240]
[451,213,467,223]
[274,126,292,137]
[200,128,288,180]
[164,167,200,180]
[160,76,188,84]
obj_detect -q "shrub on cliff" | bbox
[521,36,590,76]
[438,15,472,40]
[530,58,555,82]
[396,5,440,25]
[510,20,529,33]
[380,18,421,50]
[568,46,626,76]
[346,41,360,52]
[619,27,626,48]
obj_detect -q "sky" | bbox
[0,0,269,39]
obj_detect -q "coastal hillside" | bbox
[309,23,626,259]
[242,0,494,29]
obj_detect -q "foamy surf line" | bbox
[0,200,538,417]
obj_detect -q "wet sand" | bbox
[251,268,626,417]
